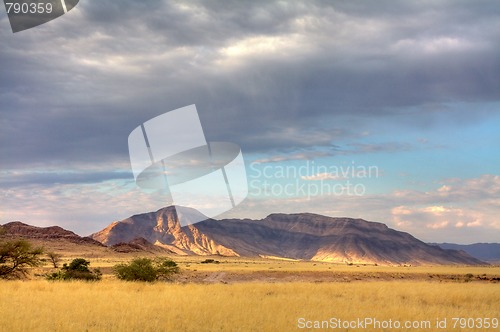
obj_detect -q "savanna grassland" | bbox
[0,279,499,332]
[0,254,499,332]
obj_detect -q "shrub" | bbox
[114,257,179,282]
[464,273,474,282]
[46,258,101,281]
[200,259,220,264]
[155,258,180,280]
[114,258,157,282]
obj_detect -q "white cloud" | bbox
[0,180,172,236]
[252,151,333,164]
[301,173,344,181]
[427,220,449,229]
[391,37,480,56]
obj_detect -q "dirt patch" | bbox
[173,270,500,284]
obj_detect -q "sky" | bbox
[0,0,499,243]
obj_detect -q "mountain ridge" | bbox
[1,208,490,266]
[431,243,500,263]
[91,206,486,266]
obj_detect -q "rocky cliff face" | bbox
[91,206,237,256]
[90,206,485,265]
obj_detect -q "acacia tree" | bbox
[47,251,62,268]
[0,239,44,279]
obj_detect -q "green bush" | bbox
[46,258,101,281]
[114,257,179,282]
[200,259,220,264]
[155,258,180,280]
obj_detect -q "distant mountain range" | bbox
[90,206,486,266]
[2,207,494,266]
[431,243,500,263]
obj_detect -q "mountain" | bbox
[92,206,238,256]
[91,206,485,265]
[431,243,500,263]
[2,221,103,246]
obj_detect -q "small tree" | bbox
[46,258,101,281]
[47,251,62,268]
[114,257,179,282]
[0,239,43,279]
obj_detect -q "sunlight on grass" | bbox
[0,280,498,331]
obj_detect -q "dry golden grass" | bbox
[0,280,498,332]
[5,249,499,331]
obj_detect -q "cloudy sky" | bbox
[1,0,499,243]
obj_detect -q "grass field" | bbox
[0,279,498,332]
[2,239,500,331]
[1,254,499,332]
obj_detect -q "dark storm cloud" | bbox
[1,0,499,171]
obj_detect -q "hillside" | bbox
[2,221,103,246]
[0,221,108,256]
